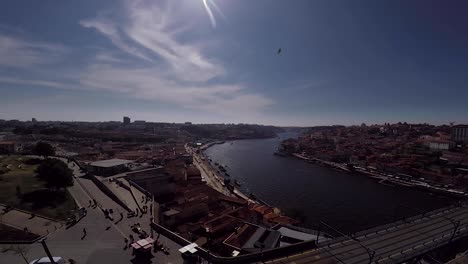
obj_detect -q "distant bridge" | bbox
[266,204,468,264]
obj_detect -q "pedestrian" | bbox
[83,228,87,235]
[93,199,97,206]
[120,212,124,219]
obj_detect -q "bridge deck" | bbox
[266,205,468,264]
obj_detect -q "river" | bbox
[204,132,454,233]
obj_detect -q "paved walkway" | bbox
[0,205,63,236]
[1,156,185,264]
[101,178,139,212]
[68,160,185,263]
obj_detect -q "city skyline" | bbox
[1,0,468,126]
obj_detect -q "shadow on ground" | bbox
[21,189,67,210]
[130,252,154,264]
[0,223,40,242]
[23,158,43,165]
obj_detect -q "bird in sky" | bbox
[277,48,282,54]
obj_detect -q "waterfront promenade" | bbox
[185,144,258,203]
[291,153,467,199]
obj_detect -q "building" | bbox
[272,225,330,247]
[420,136,455,150]
[452,125,468,144]
[0,141,18,154]
[32,118,37,123]
[162,202,209,227]
[223,223,281,253]
[127,168,176,198]
[88,158,134,176]
[426,140,454,151]
[123,116,131,125]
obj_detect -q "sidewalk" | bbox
[0,205,63,236]
[102,178,139,211]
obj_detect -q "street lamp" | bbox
[40,239,56,264]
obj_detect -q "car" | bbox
[29,257,65,264]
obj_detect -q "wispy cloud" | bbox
[0,0,272,121]
[77,0,273,116]
[0,76,71,89]
[79,18,153,63]
[0,34,68,68]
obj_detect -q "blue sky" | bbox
[1,0,467,126]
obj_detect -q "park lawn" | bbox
[0,155,77,221]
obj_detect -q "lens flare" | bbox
[203,0,216,28]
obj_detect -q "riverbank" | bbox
[199,141,225,151]
[186,143,259,204]
[290,153,467,199]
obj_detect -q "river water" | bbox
[204,132,454,233]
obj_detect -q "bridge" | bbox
[266,204,468,264]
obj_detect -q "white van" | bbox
[29,257,65,264]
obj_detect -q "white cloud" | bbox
[0,34,68,68]
[78,63,272,116]
[77,0,273,117]
[79,18,153,63]
[0,0,273,122]
[0,76,69,89]
[122,0,224,82]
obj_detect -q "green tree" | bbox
[33,141,55,157]
[36,159,73,189]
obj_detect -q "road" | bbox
[266,205,468,264]
[187,145,258,204]
[1,157,186,264]
[186,145,232,197]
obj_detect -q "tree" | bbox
[33,142,55,157]
[36,159,73,189]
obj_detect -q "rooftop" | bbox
[224,224,259,250]
[90,158,134,168]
